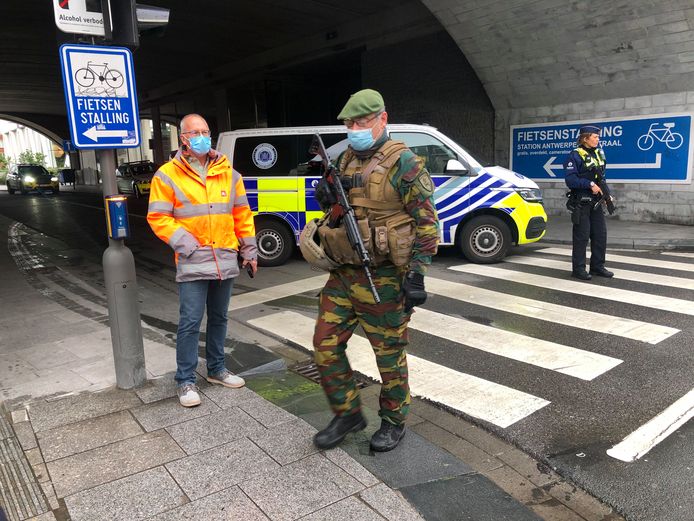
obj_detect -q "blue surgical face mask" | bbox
[347,129,375,151]
[188,135,211,155]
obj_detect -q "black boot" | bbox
[590,267,614,278]
[370,420,406,452]
[313,412,367,449]
[571,270,592,281]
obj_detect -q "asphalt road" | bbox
[1,189,693,521]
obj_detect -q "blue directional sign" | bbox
[59,44,140,149]
[510,114,693,183]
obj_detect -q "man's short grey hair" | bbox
[180,113,207,132]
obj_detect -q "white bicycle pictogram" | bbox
[637,122,684,151]
[74,61,124,89]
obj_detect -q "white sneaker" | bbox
[206,369,245,388]
[177,384,201,407]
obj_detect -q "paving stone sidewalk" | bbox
[3,372,427,521]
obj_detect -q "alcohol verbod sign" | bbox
[59,44,140,149]
[510,114,693,183]
[53,0,105,36]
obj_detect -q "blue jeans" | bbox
[175,278,234,386]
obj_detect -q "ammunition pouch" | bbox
[316,212,415,267]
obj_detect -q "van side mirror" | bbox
[445,159,468,174]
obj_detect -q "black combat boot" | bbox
[590,266,614,278]
[370,420,406,452]
[313,412,367,449]
[571,270,592,281]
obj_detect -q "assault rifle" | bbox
[593,174,616,215]
[309,134,380,304]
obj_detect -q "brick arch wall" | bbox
[421,0,694,224]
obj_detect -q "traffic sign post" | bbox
[58,43,146,389]
[59,44,140,149]
[510,114,693,184]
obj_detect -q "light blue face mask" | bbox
[188,135,211,155]
[347,129,375,151]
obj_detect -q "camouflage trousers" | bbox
[312,263,411,426]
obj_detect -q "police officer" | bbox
[564,125,614,280]
[306,89,439,452]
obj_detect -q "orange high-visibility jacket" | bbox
[147,149,257,282]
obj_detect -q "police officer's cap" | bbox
[337,89,385,120]
[579,125,601,135]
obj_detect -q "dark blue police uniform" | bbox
[563,126,611,280]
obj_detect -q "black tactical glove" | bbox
[314,178,337,211]
[402,271,427,313]
[314,176,353,211]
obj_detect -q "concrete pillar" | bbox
[151,106,165,166]
[215,88,231,133]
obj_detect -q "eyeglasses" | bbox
[181,130,211,138]
[343,112,382,129]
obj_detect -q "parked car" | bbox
[6,164,60,195]
[116,160,156,198]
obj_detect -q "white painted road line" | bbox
[410,308,621,380]
[248,311,550,428]
[606,388,694,462]
[450,264,694,316]
[538,247,694,273]
[426,277,678,345]
[230,275,328,311]
[662,252,694,259]
[506,256,694,291]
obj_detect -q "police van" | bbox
[216,124,546,266]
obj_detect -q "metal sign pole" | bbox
[99,149,146,389]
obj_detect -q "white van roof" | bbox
[221,124,439,136]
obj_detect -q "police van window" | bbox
[295,133,348,177]
[390,132,461,175]
[233,136,294,177]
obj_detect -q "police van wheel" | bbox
[460,215,511,264]
[256,220,293,267]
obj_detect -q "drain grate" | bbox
[291,360,367,389]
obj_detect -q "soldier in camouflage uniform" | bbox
[311,89,439,452]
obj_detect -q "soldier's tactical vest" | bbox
[574,147,606,182]
[317,140,416,267]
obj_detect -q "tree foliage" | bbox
[17,150,46,166]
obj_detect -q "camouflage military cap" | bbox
[337,89,385,120]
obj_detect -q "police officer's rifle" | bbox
[593,170,616,215]
[310,134,380,304]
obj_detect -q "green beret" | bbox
[337,89,385,120]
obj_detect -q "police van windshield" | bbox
[389,131,481,175]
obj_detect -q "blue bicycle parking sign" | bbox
[59,44,140,149]
[510,114,693,183]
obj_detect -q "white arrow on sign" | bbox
[608,153,662,169]
[543,153,663,177]
[543,156,563,177]
[83,126,129,142]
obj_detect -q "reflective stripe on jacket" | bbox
[147,149,257,283]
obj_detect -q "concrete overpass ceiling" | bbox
[0,0,436,124]
[421,0,694,109]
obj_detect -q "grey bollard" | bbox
[103,239,147,388]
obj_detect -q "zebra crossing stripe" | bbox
[449,264,694,316]
[506,256,694,291]
[662,252,694,259]
[410,309,622,380]
[426,278,677,345]
[538,247,694,273]
[248,311,550,428]
[230,275,328,311]
[606,387,694,462]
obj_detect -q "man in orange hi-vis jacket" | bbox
[147,113,257,407]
